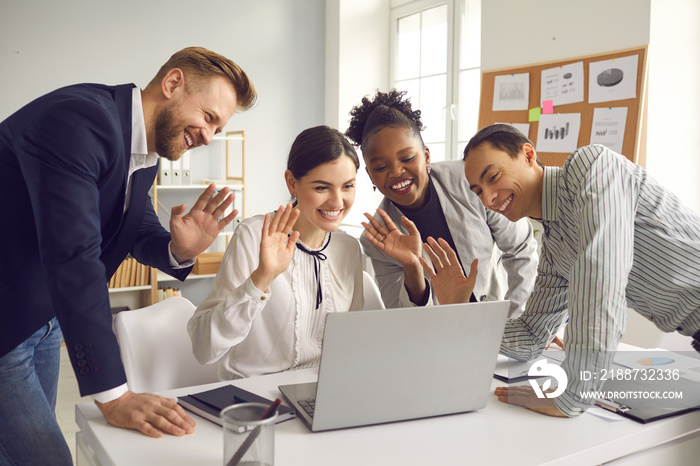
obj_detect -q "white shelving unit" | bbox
[108,132,245,308]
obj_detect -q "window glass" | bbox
[395,78,420,108]
[458,68,481,143]
[460,0,481,70]
[419,74,447,144]
[427,142,445,163]
[397,13,421,80]
[420,5,448,76]
[393,0,480,161]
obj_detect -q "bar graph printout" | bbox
[536,113,581,153]
[590,107,627,154]
[492,73,529,111]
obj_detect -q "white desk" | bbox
[75,367,700,466]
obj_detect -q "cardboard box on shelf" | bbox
[192,252,225,275]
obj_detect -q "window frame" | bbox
[390,0,478,161]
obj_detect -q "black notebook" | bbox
[178,384,295,426]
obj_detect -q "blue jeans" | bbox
[0,317,73,465]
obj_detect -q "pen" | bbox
[595,399,630,413]
[233,395,247,404]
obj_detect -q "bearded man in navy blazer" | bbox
[0,47,257,464]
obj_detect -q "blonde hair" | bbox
[148,46,257,110]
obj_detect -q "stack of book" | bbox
[156,287,182,302]
[178,384,295,426]
[108,257,151,289]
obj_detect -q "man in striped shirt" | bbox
[462,124,700,417]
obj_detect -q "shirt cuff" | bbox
[91,383,129,404]
[168,241,196,269]
[400,278,432,307]
[553,389,593,417]
[245,277,272,302]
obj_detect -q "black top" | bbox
[395,177,476,303]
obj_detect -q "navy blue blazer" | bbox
[0,83,191,395]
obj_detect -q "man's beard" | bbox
[154,104,187,162]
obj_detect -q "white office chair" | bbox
[113,296,219,393]
[362,271,385,310]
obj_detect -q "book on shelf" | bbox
[156,287,181,302]
[129,258,137,287]
[108,257,151,288]
[120,259,130,287]
[140,262,151,286]
[135,263,142,287]
[178,384,295,427]
[112,261,123,288]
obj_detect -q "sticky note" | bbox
[542,100,553,114]
[528,107,541,122]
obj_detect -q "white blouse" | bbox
[188,213,364,379]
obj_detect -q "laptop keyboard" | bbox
[298,398,316,417]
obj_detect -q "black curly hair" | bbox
[345,89,425,153]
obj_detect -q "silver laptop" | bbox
[278,301,509,431]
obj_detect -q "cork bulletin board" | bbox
[478,46,648,167]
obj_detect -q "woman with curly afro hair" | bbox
[346,89,538,316]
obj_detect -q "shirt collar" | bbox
[131,87,158,169]
[541,166,561,222]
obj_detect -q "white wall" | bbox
[481,0,650,70]
[325,0,390,227]
[0,0,326,217]
[647,0,700,214]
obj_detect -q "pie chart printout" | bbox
[636,357,675,366]
[597,68,624,87]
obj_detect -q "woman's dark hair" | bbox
[287,125,359,179]
[345,89,424,152]
[463,124,543,167]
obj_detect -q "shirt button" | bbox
[677,327,683,332]
[79,367,90,376]
[77,359,87,367]
[649,316,654,321]
[260,296,266,301]
[74,343,84,351]
[480,295,487,301]
[76,351,86,359]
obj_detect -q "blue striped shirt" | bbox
[500,145,700,416]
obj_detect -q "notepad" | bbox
[493,351,565,383]
[178,384,295,426]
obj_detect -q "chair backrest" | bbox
[113,296,219,393]
[362,271,385,310]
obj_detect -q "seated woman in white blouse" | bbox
[188,126,364,379]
